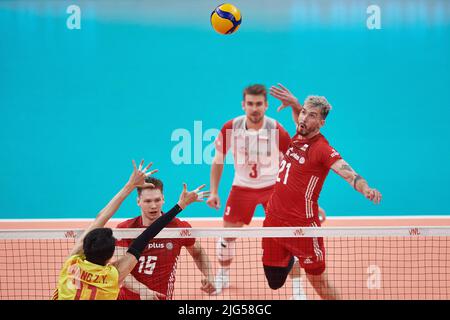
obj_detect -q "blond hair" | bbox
[304,95,332,119]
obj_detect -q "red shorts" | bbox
[223,185,275,225]
[262,216,326,275]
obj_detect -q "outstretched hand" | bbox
[177,184,211,209]
[128,159,158,189]
[363,187,382,204]
[270,83,302,112]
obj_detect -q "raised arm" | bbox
[270,83,303,125]
[69,160,157,257]
[330,159,382,204]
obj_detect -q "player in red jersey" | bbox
[116,177,216,300]
[206,84,294,295]
[53,160,206,300]
[263,84,382,299]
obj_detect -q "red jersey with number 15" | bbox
[116,216,195,300]
[266,133,342,225]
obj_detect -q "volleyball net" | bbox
[1,226,449,300]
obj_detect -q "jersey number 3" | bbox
[249,164,258,178]
[276,159,291,185]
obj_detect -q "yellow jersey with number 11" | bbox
[54,254,119,300]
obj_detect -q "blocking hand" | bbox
[128,159,158,189]
[270,83,301,112]
[177,184,211,209]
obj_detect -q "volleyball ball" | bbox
[210,3,242,35]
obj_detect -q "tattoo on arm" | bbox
[340,163,356,184]
[353,175,364,190]
[341,164,355,173]
[332,160,367,193]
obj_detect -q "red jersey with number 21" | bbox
[266,133,342,226]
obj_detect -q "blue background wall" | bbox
[0,0,449,219]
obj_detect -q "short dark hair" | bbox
[243,84,267,101]
[83,228,116,266]
[137,176,164,198]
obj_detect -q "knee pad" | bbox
[263,257,295,290]
[264,266,289,290]
[267,279,285,290]
[216,238,236,262]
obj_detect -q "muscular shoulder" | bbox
[312,135,341,166]
[318,134,331,145]
[315,135,336,152]
[116,216,141,228]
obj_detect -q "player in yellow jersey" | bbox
[53,160,209,300]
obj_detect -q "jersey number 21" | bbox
[276,159,291,185]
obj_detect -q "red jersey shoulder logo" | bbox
[330,149,340,158]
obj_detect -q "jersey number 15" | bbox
[138,256,158,275]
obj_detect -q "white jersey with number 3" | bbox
[215,115,291,189]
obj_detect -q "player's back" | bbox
[55,254,119,300]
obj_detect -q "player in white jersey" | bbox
[206,84,293,295]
